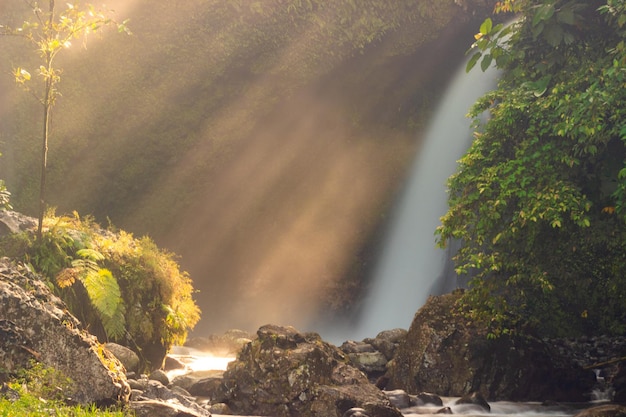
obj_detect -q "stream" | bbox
[167,347,610,417]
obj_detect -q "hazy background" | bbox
[0,0,493,336]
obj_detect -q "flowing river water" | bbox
[167,347,610,417]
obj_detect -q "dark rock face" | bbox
[613,362,626,404]
[220,324,402,417]
[387,292,596,402]
[0,258,130,405]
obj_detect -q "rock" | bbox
[0,259,130,405]
[133,379,208,415]
[347,351,388,373]
[0,210,36,237]
[185,329,254,356]
[219,324,402,417]
[188,376,224,398]
[171,374,203,392]
[105,343,140,373]
[414,392,443,406]
[436,406,453,414]
[164,355,186,371]
[208,402,232,414]
[342,407,370,417]
[573,404,626,417]
[340,340,376,354]
[130,399,211,417]
[384,389,411,409]
[456,391,490,412]
[149,369,170,386]
[366,329,407,361]
[386,291,596,402]
[0,382,20,402]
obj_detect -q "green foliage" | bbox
[0,363,130,416]
[0,0,472,237]
[0,1,129,237]
[439,0,626,337]
[0,212,200,369]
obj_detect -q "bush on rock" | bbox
[0,211,200,370]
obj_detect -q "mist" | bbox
[0,1,490,337]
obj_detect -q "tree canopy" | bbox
[438,0,626,337]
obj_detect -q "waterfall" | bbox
[346,60,499,341]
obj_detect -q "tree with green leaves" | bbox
[437,0,626,337]
[0,1,129,238]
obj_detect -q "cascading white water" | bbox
[346,60,500,341]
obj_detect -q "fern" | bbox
[83,269,126,339]
[57,248,127,340]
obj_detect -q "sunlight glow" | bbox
[187,355,235,372]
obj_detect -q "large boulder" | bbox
[387,291,596,402]
[220,324,402,417]
[0,258,130,405]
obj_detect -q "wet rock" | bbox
[342,407,370,417]
[128,376,208,416]
[130,399,211,417]
[436,406,453,414]
[219,324,402,417]
[384,389,411,409]
[456,391,490,412]
[414,392,443,406]
[573,404,626,417]
[387,291,596,402]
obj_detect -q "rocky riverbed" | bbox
[117,323,626,417]
[1,253,626,417]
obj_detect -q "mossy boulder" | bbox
[0,258,129,405]
[386,291,596,402]
[220,324,401,417]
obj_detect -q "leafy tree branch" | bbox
[0,1,130,238]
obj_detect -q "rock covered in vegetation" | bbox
[0,258,130,405]
[387,291,596,402]
[219,324,402,417]
[0,211,200,372]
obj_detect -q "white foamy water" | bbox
[341,60,499,341]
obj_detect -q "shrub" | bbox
[0,211,200,370]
